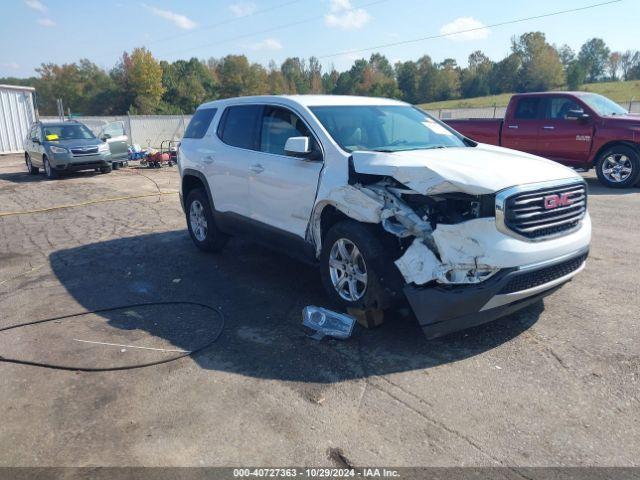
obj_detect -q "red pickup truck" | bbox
[445,92,640,188]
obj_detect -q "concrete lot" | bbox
[0,153,638,467]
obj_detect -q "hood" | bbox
[351,144,582,195]
[46,138,102,148]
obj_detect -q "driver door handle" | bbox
[543,126,555,130]
[507,125,519,129]
[250,163,264,174]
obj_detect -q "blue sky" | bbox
[1,0,637,77]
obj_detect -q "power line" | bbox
[95,0,305,60]
[317,0,624,59]
[149,0,305,46]
[157,0,393,59]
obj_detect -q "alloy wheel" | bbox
[602,154,633,183]
[329,238,368,302]
[189,200,208,242]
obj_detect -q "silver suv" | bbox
[24,120,112,179]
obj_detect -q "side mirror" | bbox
[284,136,311,156]
[102,133,112,141]
[577,113,591,124]
[31,137,40,144]
[566,109,587,120]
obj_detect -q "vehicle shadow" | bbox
[48,230,542,382]
[0,170,102,183]
[584,177,640,196]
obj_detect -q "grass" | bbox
[418,80,640,110]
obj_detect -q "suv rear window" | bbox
[184,108,217,139]
[218,105,262,150]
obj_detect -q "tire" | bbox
[25,154,39,175]
[320,220,404,311]
[112,162,120,170]
[100,166,113,174]
[595,145,640,188]
[43,157,58,179]
[185,188,229,253]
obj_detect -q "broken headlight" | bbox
[401,192,495,227]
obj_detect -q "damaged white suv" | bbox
[179,96,590,339]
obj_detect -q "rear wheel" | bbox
[43,157,58,179]
[25,154,39,175]
[100,166,112,174]
[185,188,228,252]
[595,145,640,188]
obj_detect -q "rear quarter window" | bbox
[184,108,217,139]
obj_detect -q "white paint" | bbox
[394,239,443,285]
[351,144,581,195]
[73,338,190,354]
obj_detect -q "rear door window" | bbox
[184,108,217,139]
[514,98,541,120]
[218,105,262,150]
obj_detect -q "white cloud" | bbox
[0,62,20,71]
[37,18,56,27]
[228,2,256,17]
[439,17,490,41]
[250,38,283,51]
[24,0,47,13]
[143,4,197,30]
[324,0,370,30]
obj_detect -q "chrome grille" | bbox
[70,146,98,156]
[497,181,587,240]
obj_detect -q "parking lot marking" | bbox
[0,191,178,217]
[73,338,191,354]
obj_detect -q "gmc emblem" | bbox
[544,193,573,210]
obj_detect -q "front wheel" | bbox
[100,166,113,174]
[595,145,640,188]
[185,188,228,252]
[43,157,58,179]
[320,220,403,311]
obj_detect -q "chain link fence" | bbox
[39,99,638,143]
[425,100,639,120]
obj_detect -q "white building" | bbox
[0,85,37,155]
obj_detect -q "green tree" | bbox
[512,32,564,92]
[566,60,586,90]
[460,51,493,97]
[578,38,610,82]
[395,60,419,103]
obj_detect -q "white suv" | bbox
[179,95,591,339]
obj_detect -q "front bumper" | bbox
[51,152,111,171]
[404,247,589,339]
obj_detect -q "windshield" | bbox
[43,124,96,141]
[309,105,466,152]
[580,93,628,117]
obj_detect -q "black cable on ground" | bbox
[0,301,224,372]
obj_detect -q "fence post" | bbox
[493,103,497,118]
[438,109,442,119]
[126,111,133,145]
[629,98,635,112]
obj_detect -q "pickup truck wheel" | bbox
[595,146,640,188]
[320,220,401,311]
[25,154,39,175]
[186,188,228,253]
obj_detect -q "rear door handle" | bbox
[250,163,264,174]
[543,126,555,130]
[507,125,519,129]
